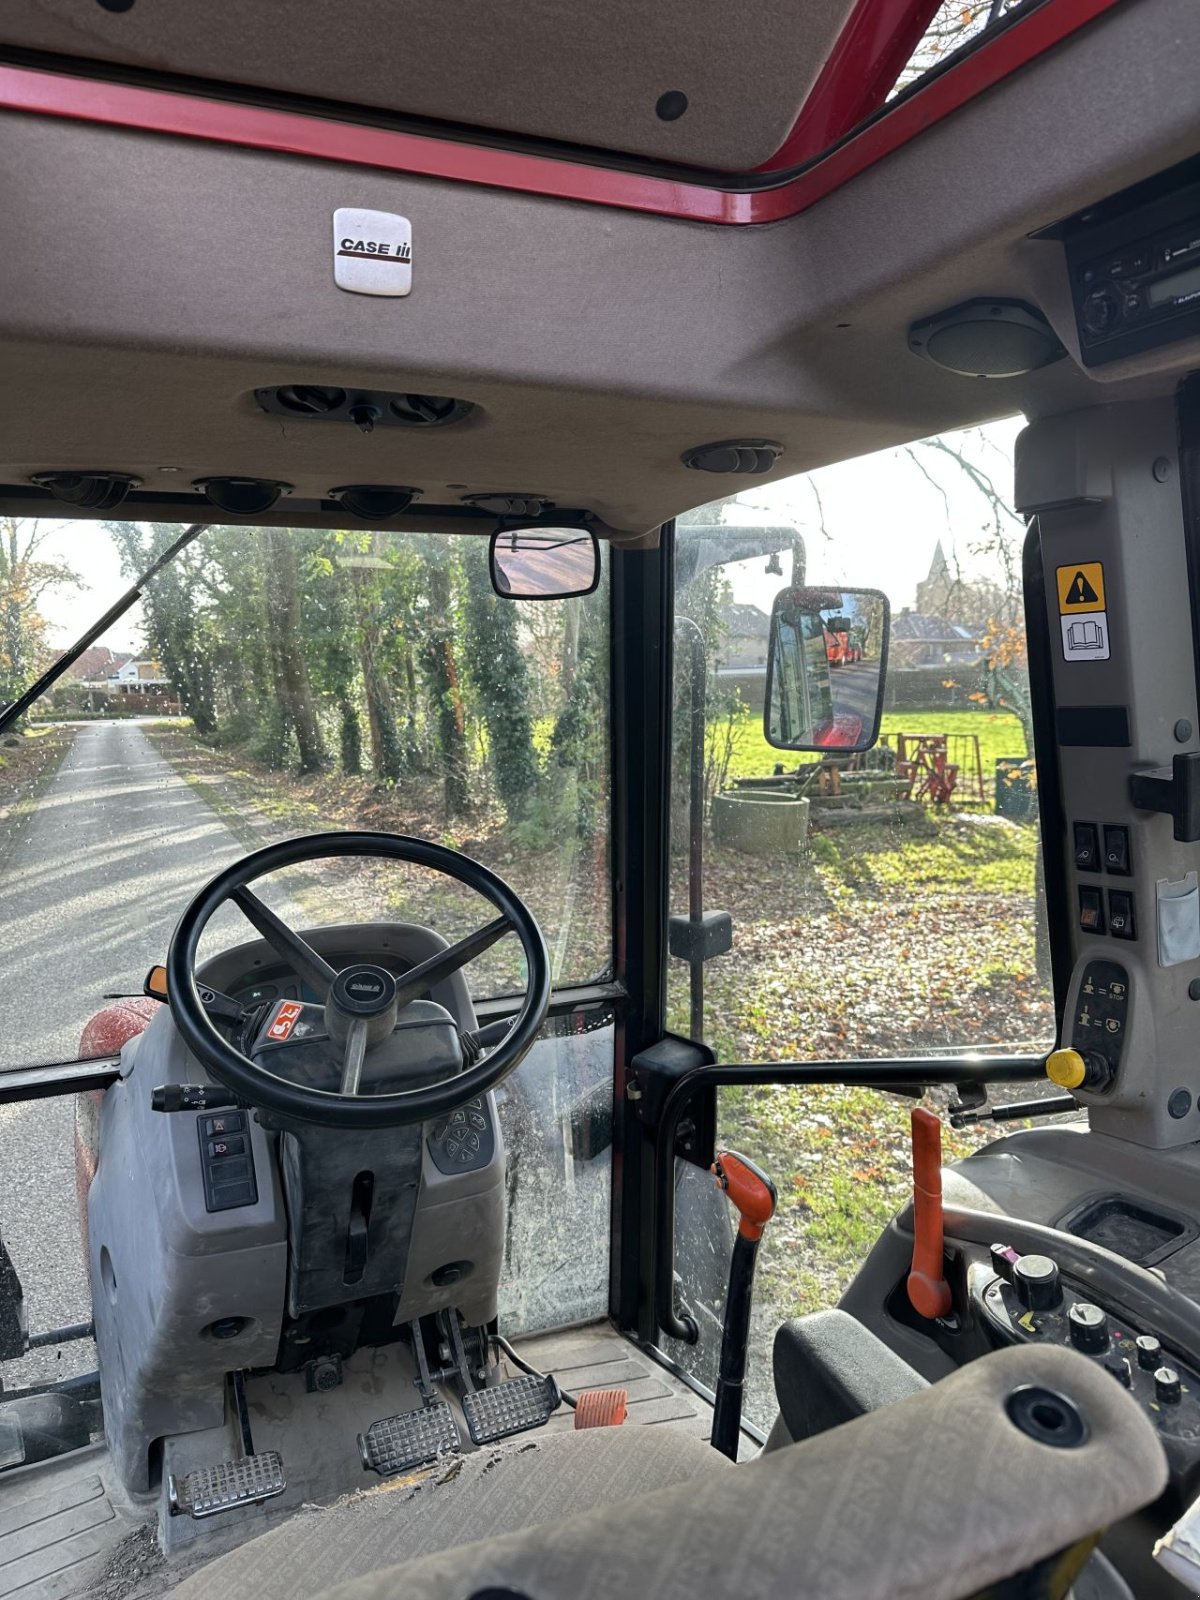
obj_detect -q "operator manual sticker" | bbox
[1056,561,1109,662]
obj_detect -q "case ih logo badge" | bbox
[267,1001,305,1041]
[333,208,412,297]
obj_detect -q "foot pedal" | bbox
[167,1452,286,1518]
[461,1373,560,1446]
[358,1401,460,1476]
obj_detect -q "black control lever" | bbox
[949,1094,1079,1129]
[151,1084,243,1113]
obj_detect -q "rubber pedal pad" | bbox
[358,1401,461,1476]
[461,1373,560,1445]
[574,1387,629,1429]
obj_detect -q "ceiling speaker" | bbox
[908,299,1064,378]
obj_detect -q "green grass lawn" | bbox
[724,708,1029,789]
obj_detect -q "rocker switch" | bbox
[1074,823,1100,872]
[1103,826,1130,874]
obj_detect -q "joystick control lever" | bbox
[907,1108,953,1320]
[710,1150,776,1460]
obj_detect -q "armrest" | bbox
[334,1345,1169,1600]
[773,1307,927,1441]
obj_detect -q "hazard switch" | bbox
[1079,887,1105,935]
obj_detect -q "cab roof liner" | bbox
[0,0,859,173]
[0,0,1198,534]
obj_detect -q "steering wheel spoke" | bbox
[230,886,338,999]
[392,916,513,1010]
[339,1017,369,1095]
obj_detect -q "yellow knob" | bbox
[1047,1049,1087,1090]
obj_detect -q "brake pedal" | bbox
[168,1452,286,1518]
[461,1373,560,1446]
[358,1401,460,1476]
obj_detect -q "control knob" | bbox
[1135,1335,1162,1371]
[1082,285,1119,336]
[1155,1367,1183,1405]
[1068,1302,1109,1354]
[1012,1254,1062,1311]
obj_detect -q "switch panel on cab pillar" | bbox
[1016,400,1200,1147]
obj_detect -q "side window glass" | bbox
[666,425,1063,1433]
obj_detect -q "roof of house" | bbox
[66,645,132,681]
[719,602,771,638]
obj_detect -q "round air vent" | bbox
[29,471,140,510]
[389,394,474,428]
[273,384,348,415]
[193,477,292,516]
[328,485,419,520]
[682,441,782,475]
[908,300,1064,378]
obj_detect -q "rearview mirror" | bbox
[764,586,889,752]
[489,528,600,599]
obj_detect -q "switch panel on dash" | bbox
[428,1098,495,1175]
[1070,960,1129,1079]
[198,1111,259,1212]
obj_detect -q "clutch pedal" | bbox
[168,1452,286,1518]
[167,1370,286,1519]
[358,1401,461,1476]
[461,1373,560,1446]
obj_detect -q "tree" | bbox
[0,518,82,715]
[904,430,1034,757]
[462,555,538,819]
[261,527,328,773]
[417,546,471,817]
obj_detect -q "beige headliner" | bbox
[0,0,856,172]
[1,0,1199,537]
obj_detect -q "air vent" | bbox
[682,440,782,475]
[193,477,292,516]
[29,471,140,510]
[462,493,552,517]
[274,385,348,415]
[327,485,419,520]
[255,387,475,429]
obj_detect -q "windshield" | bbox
[0,520,611,1073]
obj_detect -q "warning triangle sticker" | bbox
[1065,571,1099,605]
[1056,561,1105,614]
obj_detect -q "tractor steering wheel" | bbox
[166,831,550,1128]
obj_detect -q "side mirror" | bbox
[489,527,600,599]
[764,586,890,753]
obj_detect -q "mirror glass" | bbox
[765,586,889,752]
[489,528,599,599]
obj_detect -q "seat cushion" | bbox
[170,1425,728,1600]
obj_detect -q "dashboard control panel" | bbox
[977,1246,1200,1469]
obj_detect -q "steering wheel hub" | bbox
[331,964,397,1017]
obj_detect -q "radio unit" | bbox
[1060,161,1200,368]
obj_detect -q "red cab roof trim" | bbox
[0,0,1128,226]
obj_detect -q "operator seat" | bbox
[170,1343,1168,1600]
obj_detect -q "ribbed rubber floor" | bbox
[0,1470,117,1599]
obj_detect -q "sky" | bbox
[32,415,1026,653]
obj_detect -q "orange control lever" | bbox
[712,1151,777,1240]
[907,1107,953,1320]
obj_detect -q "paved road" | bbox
[0,721,297,1388]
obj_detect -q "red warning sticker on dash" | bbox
[267,1001,305,1042]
